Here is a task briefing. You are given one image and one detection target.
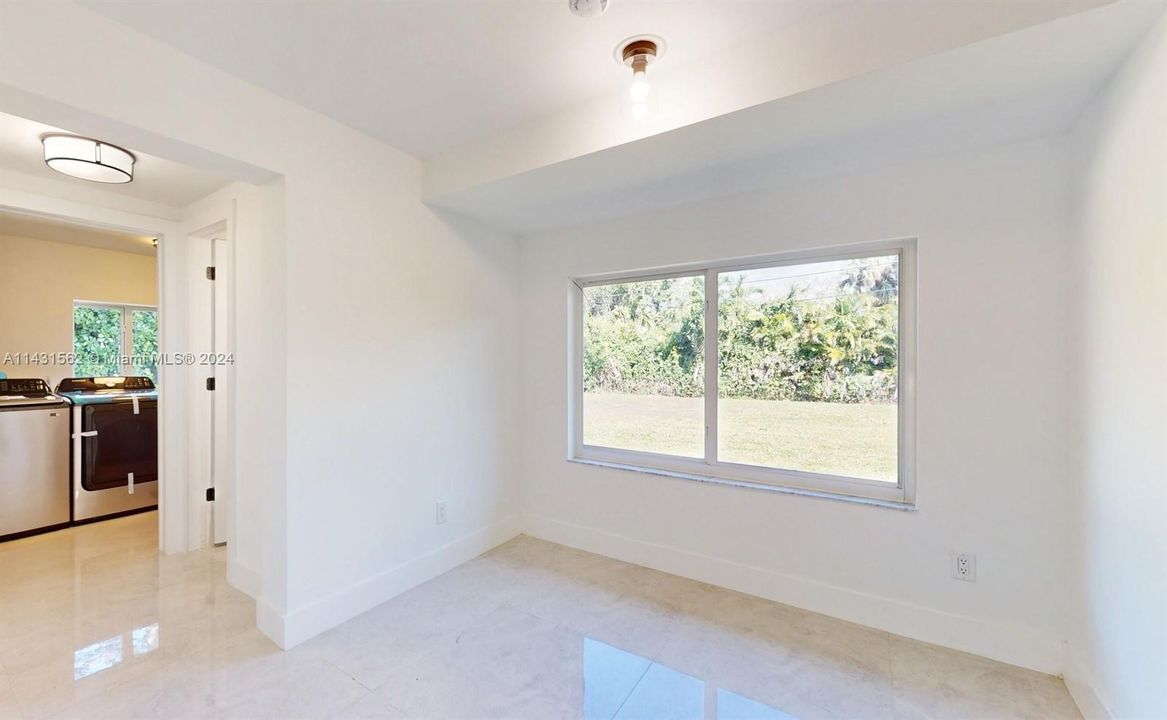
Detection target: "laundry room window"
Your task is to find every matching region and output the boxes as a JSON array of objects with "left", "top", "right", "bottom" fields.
[{"left": 73, "top": 302, "right": 158, "bottom": 381}]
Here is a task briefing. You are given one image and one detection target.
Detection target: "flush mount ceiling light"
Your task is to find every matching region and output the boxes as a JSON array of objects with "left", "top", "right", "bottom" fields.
[
  {"left": 41, "top": 134, "right": 135, "bottom": 184},
  {"left": 615, "top": 35, "right": 666, "bottom": 111},
  {"left": 568, "top": 0, "right": 608, "bottom": 18}
]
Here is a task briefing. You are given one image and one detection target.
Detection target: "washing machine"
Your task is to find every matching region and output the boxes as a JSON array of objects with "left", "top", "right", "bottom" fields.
[
  {"left": 56, "top": 376, "right": 158, "bottom": 523},
  {"left": 0, "top": 378, "right": 70, "bottom": 541}
]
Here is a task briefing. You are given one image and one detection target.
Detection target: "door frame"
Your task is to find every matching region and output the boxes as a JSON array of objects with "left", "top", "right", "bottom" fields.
[
  {"left": 184, "top": 205, "right": 236, "bottom": 551},
  {"left": 0, "top": 187, "right": 191, "bottom": 555}
]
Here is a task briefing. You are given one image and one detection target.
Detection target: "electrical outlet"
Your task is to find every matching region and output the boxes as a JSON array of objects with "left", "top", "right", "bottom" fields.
[
  {"left": 436, "top": 501, "right": 449, "bottom": 525},
  {"left": 951, "top": 551, "right": 976, "bottom": 582}
]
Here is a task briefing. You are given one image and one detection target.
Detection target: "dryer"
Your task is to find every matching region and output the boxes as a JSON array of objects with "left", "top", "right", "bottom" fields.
[{"left": 56, "top": 376, "right": 158, "bottom": 523}]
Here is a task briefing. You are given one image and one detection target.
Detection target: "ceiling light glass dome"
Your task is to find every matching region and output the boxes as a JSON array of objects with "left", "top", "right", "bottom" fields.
[{"left": 41, "top": 134, "right": 135, "bottom": 184}]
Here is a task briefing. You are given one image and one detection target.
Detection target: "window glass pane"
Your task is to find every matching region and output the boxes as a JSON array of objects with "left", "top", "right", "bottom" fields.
[
  {"left": 73, "top": 306, "right": 123, "bottom": 377},
  {"left": 131, "top": 310, "right": 158, "bottom": 382},
  {"left": 717, "top": 255, "right": 898, "bottom": 481},
  {"left": 583, "top": 276, "right": 704, "bottom": 457}
]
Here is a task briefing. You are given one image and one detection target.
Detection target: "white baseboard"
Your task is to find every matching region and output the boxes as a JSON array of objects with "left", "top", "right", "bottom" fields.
[
  {"left": 1064, "top": 656, "right": 1115, "bottom": 720},
  {"left": 256, "top": 596, "right": 287, "bottom": 648},
  {"left": 227, "top": 557, "right": 262, "bottom": 599},
  {"left": 523, "top": 513, "right": 1065, "bottom": 676},
  {"left": 259, "top": 515, "right": 522, "bottom": 649}
]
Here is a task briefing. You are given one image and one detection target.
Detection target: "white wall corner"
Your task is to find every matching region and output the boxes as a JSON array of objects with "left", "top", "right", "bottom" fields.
[
  {"left": 255, "top": 596, "right": 288, "bottom": 649},
  {"left": 1064, "top": 655, "right": 1117, "bottom": 720},
  {"left": 266, "top": 515, "right": 523, "bottom": 650},
  {"left": 227, "top": 557, "right": 262, "bottom": 600},
  {"left": 522, "top": 513, "right": 1066, "bottom": 676}
]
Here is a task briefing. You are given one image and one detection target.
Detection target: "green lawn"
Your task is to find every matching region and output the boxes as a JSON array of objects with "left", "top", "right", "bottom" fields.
[{"left": 583, "top": 392, "right": 897, "bottom": 482}]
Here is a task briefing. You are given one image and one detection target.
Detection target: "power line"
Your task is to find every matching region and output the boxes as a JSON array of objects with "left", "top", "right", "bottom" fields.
[
  {"left": 586, "top": 260, "right": 898, "bottom": 294},
  {"left": 750, "top": 289, "right": 898, "bottom": 305},
  {"left": 723, "top": 260, "right": 898, "bottom": 286}
]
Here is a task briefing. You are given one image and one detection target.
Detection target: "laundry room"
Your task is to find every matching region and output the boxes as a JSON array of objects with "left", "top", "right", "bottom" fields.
[
  {"left": 0, "top": 108, "right": 253, "bottom": 561},
  {"left": 0, "top": 207, "right": 160, "bottom": 537}
]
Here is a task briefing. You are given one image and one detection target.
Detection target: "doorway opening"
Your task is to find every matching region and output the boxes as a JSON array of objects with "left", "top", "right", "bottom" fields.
[
  {"left": 0, "top": 109, "right": 241, "bottom": 566},
  {"left": 0, "top": 209, "right": 162, "bottom": 541}
]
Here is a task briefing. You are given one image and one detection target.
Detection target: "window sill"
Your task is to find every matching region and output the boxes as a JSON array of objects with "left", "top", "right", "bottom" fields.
[{"left": 567, "top": 457, "right": 917, "bottom": 512}]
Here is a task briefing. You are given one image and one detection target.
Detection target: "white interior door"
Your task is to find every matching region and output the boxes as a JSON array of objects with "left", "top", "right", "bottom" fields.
[
  {"left": 186, "top": 212, "right": 233, "bottom": 551},
  {"left": 189, "top": 231, "right": 214, "bottom": 549},
  {"left": 210, "top": 236, "right": 231, "bottom": 545}
]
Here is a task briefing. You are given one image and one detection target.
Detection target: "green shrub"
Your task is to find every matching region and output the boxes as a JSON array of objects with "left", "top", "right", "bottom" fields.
[{"left": 584, "top": 264, "right": 898, "bottom": 404}]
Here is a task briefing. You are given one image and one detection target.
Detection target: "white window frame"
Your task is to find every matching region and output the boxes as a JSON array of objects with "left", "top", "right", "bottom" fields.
[
  {"left": 568, "top": 238, "right": 917, "bottom": 507},
  {"left": 73, "top": 300, "right": 158, "bottom": 377}
]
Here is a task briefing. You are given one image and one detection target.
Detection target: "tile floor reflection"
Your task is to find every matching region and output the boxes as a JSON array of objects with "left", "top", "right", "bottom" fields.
[
  {"left": 73, "top": 623, "right": 159, "bottom": 680},
  {"left": 583, "top": 638, "right": 796, "bottom": 719},
  {"left": 0, "top": 514, "right": 1082, "bottom": 719}
]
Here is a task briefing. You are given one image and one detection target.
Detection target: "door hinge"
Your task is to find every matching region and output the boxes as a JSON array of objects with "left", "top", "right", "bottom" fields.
[
  {"left": 205, "top": 377, "right": 216, "bottom": 391},
  {"left": 205, "top": 487, "right": 215, "bottom": 502},
  {"left": 206, "top": 266, "right": 216, "bottom": 280}
]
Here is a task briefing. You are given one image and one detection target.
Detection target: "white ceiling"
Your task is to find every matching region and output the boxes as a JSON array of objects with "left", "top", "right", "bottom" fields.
[
  {"left": 426, "top": 0, "right": 1163, "bottom": 233},
  {"left": 422, "top": 0, "right": 1114, "bottom": 200},
  {"left": 0, "top": 111, "right": 232, "bottom": 208},
  {"left": 78, "top": 0, "right": 844, "bottom": 159},
  {"left": 0, "top": 209, "right": 157, "bottom": 256},
  {"left": 64, "top": 0, "right": 1154, "bottom": 235}
]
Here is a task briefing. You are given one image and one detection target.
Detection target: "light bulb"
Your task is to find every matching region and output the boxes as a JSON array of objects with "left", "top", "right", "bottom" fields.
[
  {"left": 619, "top": 39, "right": 661, "bottom": 120},
  {"left": 629, "top": 69, "right": 650, "bottom": 103}
]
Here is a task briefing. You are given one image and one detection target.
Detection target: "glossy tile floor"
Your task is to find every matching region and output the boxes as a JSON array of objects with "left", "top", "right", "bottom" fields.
[{"left": 0, "top": 513, "right": 1081, "bottom": 720}]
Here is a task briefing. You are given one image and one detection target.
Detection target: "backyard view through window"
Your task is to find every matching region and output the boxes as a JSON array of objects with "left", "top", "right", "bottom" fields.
[
  {"left": 579, "top": 246, "right": 907, "bottom": 496},
  {"left": 583, "top": 275, "right": 704, "bottom": 457},
  {"left": 717, "top": 256, "right": 898, "bottom": 481},
  {"left": 73, "top": 305, "right": 123, "bottom": 377},
  {"left": 74, "top": 303, "right": 159, "bottom": 381}
]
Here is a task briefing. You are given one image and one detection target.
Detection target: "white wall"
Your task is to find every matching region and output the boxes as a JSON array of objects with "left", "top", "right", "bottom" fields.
[
  {"left": 0, "top": 166, "right": 182, "bottom": 221},
  {"left": 0, "top": 1, "right": 521, "bottom": 647},
  {"left": 281, "top": 189, "right": 522, "bottom": 643},
  {"left": 518, "top": 136, "right": 1078, "bottom": 674},
  {"left": 1068, "top": 12, "right": 1167, "bottom": 720},
  {"left": 0, "top": 233, "right": 157, "bottom": 386}
]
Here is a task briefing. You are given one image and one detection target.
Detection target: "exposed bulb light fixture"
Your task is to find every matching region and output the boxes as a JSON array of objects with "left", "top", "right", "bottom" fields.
[
  {"left": 630, "top": 67, "right": 651, "bottom": 103},
  {"left": 616, "top": 36, "right": 664, "bottom": 119},
  {"left": 41, "top": 134, "right": 135, "bottom": 184}
]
